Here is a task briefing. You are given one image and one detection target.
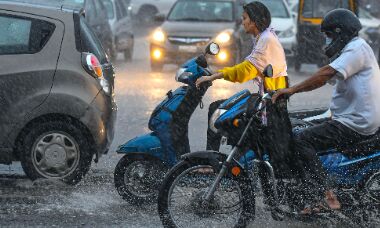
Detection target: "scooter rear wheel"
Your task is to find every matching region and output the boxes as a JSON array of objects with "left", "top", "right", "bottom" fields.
[{"left": 114, "top": 154, "right": 167, "bottom": 205}]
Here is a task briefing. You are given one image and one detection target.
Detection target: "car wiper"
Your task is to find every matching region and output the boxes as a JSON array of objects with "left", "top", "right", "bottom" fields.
[
  {"left": 209, "top": 19, "right": 233, "bottom": 22},
  {"left": 172, "top": 18, "right": 202, "bottom": 21}
]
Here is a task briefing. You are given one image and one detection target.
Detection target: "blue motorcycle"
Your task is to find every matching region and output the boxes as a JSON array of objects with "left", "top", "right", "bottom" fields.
[{"left": 157, "top": 65, "right": 380, "bottom": 227}]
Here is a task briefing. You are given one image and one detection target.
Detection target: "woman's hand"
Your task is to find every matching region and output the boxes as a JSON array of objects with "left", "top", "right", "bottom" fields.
[
  {"left": 272, "top": 88, "right": 295, "bottom": 103},
  {"left": 195, "top": 72, "right": 224, "bottom": 89},
  {"left": 195, "top": 76, "right": 212, "bottom": 88}
]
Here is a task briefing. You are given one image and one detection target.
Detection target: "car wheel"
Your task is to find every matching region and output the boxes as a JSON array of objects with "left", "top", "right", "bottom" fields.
[
  {"left": 20, "top": 120, "right": 93, "bottom": 185},
  {"left": 124, "top": 45, "right": 133, "bottom": 62},
  {"left": 124, "top": 50, "right": 132, "bottom": 62},
  {"left": 107, "top": 47, "right": 117, "bottom": 62},
  {"left": 151, "top": 60, "right": 163, "bottom": 72}
]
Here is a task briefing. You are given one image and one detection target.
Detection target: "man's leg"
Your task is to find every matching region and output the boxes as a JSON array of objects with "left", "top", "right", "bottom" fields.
[
  {"left": 293, "top": 120, "right": 366, "bottom": 208},
  {"left": 206, "top": 99, "right": 226, "bottom": 151}
]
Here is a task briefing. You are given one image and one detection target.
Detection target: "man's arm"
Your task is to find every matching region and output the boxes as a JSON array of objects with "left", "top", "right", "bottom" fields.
[
  {"left": 272, "top": 65, "right": 337, "bottom": 102},
  {"left": 291, "top": 65, "right": 337, "bottom": 93}
]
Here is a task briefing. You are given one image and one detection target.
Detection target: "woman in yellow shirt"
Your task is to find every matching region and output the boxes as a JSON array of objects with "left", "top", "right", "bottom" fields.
[
  {"left": 196, "top": 1, "right": 294, "bottom": 204},
  {"left": 196, "top": 3, "right": 288, "bottom": 91}
]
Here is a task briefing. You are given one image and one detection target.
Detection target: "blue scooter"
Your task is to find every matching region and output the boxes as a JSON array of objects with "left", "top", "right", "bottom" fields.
[{"left": 114, "top": 43, "right": 220, "bottom": 204}]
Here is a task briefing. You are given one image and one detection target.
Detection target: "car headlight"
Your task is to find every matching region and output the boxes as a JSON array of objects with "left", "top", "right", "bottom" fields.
[
  {"left": 215, "top": 29, "right": 233, "bottom": 44},
  {"left": 278, "top": 26, "right": 295, "bottom": 38},
  {"left": 152, "top": 29, "right": 165, "bottom": 42},
  {"left": 209, "top": 109, "right": 226, "bottom": 133}
]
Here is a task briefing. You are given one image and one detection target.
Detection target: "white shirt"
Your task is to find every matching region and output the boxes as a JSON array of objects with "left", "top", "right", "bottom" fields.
[
  {"left": 245, "top": 28, "right": 288, "bottom": 78},
  {"left": 329, "top": 37, "right": 380, "bottom": 135}
]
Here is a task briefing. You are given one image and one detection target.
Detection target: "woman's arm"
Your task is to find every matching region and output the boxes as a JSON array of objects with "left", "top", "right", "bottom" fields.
[{"left": 195, "top": 61, "right": 259, "bottom": 88}]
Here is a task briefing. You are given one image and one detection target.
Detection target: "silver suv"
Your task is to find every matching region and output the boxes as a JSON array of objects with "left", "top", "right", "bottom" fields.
[{"left": 0, "top": 1, "right": 117, "bottom": 184}]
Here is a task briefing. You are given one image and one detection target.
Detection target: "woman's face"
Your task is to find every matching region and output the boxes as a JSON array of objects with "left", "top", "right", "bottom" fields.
[{"left": 242, "top": 11, "right": 258, "bottom": 35}]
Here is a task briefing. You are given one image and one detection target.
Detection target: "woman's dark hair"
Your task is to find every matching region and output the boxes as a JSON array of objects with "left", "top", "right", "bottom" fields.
[{"left": 243, "top": 1, "right": 271, "bottom": 32}]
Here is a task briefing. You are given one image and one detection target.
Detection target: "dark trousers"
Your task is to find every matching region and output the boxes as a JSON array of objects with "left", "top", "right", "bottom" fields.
[
  {"left": 206, "top": 98, "right": 293, "bottom": 172},
  {"left": 293, "top": 120, "right": 370, "bottom": 201}
]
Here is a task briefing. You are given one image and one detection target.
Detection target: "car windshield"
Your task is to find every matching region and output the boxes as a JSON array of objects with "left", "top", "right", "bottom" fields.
[
  {"left": 302, "top": 0, "right": 350, "bottom": 18},
  {"left": 167, "top": 1, "right": 234, "bottom": 22},
  {"left": 245, "top": 0, "right": 290, "bottom": 18},
  {"left": 8, "top": 0, "right": 84, "bottom": 7}
]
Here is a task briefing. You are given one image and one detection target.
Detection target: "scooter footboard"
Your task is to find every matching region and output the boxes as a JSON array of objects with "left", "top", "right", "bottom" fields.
[{"left": 117, "top": 132, "right": 163, "bottom": 158}]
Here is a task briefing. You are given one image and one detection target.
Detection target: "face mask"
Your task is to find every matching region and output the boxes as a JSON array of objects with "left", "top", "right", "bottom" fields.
[{"left": 326, "top": 37, "right": 333, "bottom": 46}]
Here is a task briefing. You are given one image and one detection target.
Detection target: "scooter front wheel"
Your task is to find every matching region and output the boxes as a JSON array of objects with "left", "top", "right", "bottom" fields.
[
  {"left": 114, "top": 154, "right": 167, "bottom": 205},
  {"left": 158, "top": 159, "right": 255, "bottom": 228}
]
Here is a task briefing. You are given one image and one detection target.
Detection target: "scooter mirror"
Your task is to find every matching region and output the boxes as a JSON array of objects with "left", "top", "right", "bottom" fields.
[
  {"left": 205, "top": 42, "right": 220, "bottom": 55},
  {"left": 263, "top": 64, "right": 273, "bottom": 77}
]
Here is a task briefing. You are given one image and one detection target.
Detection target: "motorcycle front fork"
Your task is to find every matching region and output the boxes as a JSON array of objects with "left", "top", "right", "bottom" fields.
[{"left": 203, "top": 153, "right": 280, "bottom": 210}]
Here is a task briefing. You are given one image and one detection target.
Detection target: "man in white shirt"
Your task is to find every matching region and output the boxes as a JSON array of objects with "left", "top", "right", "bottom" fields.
[{"left": 272, "top": 9, "right": 380, "bottom": 214}]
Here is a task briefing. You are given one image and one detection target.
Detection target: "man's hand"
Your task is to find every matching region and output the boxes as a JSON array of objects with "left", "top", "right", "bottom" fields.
[{"left": 272, "top": 88, "right": 295, "bottom": 103}]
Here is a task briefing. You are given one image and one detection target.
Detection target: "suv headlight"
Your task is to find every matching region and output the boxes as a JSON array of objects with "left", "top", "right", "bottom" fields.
[
  {"left": 278, "top": 26, "right": 295, "bottom": 38},
  {"left": 209, "top": 109, "right": 226, "bottom": 133},
  {"left": 215, "top": 29, "right": 233, "bottom": 44},
  {"left": 152, "top": 29, "right": 165, "bottom": 43}
]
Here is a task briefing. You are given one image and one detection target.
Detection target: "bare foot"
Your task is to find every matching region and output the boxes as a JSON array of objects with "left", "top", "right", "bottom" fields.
[{"left": 325, "top": 190, "right": 341, "bottom": 210}]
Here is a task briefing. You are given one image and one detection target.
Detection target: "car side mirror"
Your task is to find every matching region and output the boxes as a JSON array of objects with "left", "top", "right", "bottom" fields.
[
  {"left": 263, "top": 64, "right": 273, "bottom": 77},
  {"left": 205, "top": 42, "right": 220, "bottom": 55},
  {"left": 154, "top": 14, "right": 166, "bottom": 22}
]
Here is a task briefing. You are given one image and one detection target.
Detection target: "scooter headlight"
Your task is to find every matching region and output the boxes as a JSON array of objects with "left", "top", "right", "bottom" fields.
[
  {"left": 175, "top": 67, "right": 193, "bottom": 83},
  {"left": 209, "top": 109, "right": 226, "bottom": 133}
]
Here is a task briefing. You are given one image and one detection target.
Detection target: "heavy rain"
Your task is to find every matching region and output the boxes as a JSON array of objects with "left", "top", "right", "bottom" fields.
[{"left": 0, "top": 0, "right": 380, "bottom": 227}]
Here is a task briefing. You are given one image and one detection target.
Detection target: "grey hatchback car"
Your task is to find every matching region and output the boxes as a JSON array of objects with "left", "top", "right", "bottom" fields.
[{"left": 0, "top": 1, "right": 117, "bottom": 184}]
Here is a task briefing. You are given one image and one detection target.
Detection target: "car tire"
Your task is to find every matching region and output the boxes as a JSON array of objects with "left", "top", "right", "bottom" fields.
[
  {"left": 124, "top": 49, "right": 132, "bottom": 62},
  {"left": 124, "top": 38, "right": 134, "bottom": 62},
  {"left": 151, "top": 61, "right": 163, "bottom": 72},
  {"left": 20, "top": 120, "right": 93, "bottom": 185},
  {"left": 108, "top": 47, "right": 117, "bottom": 62}
]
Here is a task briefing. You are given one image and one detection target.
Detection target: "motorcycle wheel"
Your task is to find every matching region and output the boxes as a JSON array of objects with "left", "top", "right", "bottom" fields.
[
  {"left": 114, "top": 154, "right": 167, "bottom": 205},
  {"left": 158, "top": 158, "right": 255, "bottom": 228},
  {"left": 365, "top": 172, "right": 380, "bottom": 203}
]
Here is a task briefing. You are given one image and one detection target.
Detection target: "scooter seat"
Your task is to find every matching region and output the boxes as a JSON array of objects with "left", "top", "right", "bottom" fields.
[{"left": 338, "top": 129, "right": 380, "bottom": 158}]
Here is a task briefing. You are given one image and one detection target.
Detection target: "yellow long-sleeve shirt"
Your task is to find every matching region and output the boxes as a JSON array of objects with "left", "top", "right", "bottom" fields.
[{"left": 218, "top": 60, "right": 288, "bottom": 90}]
